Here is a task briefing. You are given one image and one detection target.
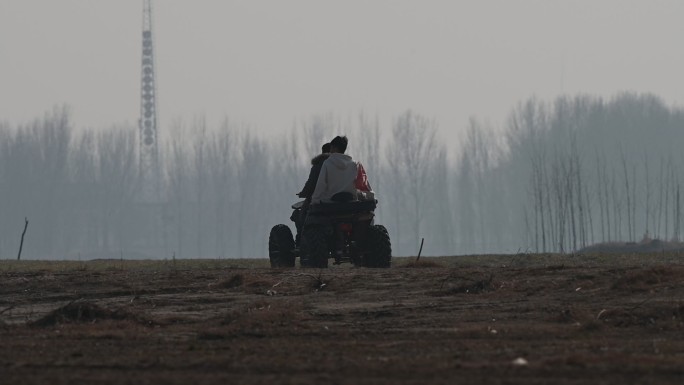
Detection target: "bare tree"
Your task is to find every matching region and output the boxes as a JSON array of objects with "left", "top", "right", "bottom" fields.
[
  {"left": 96, "top": 126, "right": 138, "bottom": 253},
  {"left": 300, "top": 113, "right": 340, "bottom": 157},
  {"left": 207, "top": 119, "right": 235, "bottom": 258},
  {"left": 193, "top": 117, "right": 208, "bottom": 258},
  {"left": 166, "top": 119, "right": 189, "bottom": 258},
  {"left": 386, "top": 110, "right": 440, "bottom": 250}
]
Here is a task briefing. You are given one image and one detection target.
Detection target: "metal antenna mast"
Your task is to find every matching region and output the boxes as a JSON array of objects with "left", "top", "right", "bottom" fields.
[{"left": 139, "top": 0, "right": 160, "bottom": 202}]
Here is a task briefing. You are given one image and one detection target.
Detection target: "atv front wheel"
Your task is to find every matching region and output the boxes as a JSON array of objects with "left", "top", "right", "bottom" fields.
[
  {"left": 300, "top": 226, "right": 329, "bottom": 268},
  {"left": 269, "top": 224, "right": 296, "bottom": 268},
  {"left": 361, "top": 225, "right": 392, "bottom": 268}
]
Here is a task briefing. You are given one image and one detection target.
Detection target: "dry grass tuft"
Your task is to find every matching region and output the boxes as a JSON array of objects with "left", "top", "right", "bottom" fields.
[
  {"left": 200, "top": 300, "right": 307, "bottom": 339},
  {"left": 402, "top": 260, "right": 444, "bottom": 268},
  {"left": 31, "top": 301, "right": 148, "bottom": 327},
  {"left": 548, "top": 306, "right": 593, "bottom": 324},
  {"left": 612, "top": 266, "right": 681, "bottom": 292},
  {"left": 208, "top": 273, "right": 277, "bottom": 294},
  {"left": 213, "top": 274, "right": 244, "bottom": 289},
  {"left": 597, "top": 303, "right": 684, "bottom": 329},
  {"left": 431, "top": 273, "right": 495, "bottom": 296}
]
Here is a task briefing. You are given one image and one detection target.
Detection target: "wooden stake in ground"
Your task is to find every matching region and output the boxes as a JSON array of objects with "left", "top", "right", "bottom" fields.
[
  {"left": 17, "top": 217, "right": 28, "bottom": 261},
  {"left": 416, "top": 237, "right": 425, "bottom": 262}
]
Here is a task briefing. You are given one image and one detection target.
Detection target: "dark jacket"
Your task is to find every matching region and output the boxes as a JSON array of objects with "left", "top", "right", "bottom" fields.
[{"left": 298, "top": 153, "right": 330, "bottom": 201}]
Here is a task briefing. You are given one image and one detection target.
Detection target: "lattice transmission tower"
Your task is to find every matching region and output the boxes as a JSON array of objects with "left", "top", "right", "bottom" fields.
[{"left": 139, "top": 0, "right": 160, "bottom": 202}]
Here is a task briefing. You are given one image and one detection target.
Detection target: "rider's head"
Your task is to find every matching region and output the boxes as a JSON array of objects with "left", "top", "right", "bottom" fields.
[
  {"left": 321, "top": 143, "right": 331, "bottom": 154},
  {"left": 330, "top": 136, "right": 348, "bottom": 154}
]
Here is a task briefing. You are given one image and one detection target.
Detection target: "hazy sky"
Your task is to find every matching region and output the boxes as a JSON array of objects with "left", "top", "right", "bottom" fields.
[{"left": 1, "top": 0, "right": 683, "bottom": 142}]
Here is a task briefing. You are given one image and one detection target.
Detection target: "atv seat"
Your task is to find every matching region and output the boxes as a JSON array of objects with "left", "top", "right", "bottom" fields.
[{"left": 308, "top": 200, "right": 377, "bottom": 216}]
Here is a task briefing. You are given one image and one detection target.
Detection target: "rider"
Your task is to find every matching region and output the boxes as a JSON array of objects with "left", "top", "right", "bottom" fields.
[
  {"left": 311, "top": 136, "right": 362, "bottom": 204},
  {"left": 292, "top": 143, "right": 330, "bottom": 243},
  {"left": 297, "top": 142, "right": 331, "bottom": 202}
]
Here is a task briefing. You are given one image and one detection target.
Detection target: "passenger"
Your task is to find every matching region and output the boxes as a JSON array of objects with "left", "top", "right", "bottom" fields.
[{"left": 311, "top": 136, "right": 373, "bottom": 204}]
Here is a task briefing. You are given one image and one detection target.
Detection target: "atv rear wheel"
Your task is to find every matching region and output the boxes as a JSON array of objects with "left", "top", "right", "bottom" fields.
[
  {"left": 361, "top": 225, "right": 391, "bottom": 268},
  {"left": 300, "top": 226, "right": 329, "bottom": 268},
  {"left": 269, "top": 224, "right": 296, "bottom": 268}
]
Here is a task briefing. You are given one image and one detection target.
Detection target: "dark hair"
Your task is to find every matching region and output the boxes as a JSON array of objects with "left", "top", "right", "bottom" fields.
[
  {"left": 330, "top": 136, "right": 348, "bottom": 154},
  {"left": 321, "top": 143, "right": 331, "bottom": 153}
]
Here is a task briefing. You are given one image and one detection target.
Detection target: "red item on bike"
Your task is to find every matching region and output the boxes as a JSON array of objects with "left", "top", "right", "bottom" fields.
[{"left": 355, "top": 163, "right": 372, "bottom": 192}]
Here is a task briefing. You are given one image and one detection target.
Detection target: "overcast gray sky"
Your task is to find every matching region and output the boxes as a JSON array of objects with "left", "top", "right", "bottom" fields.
[{"left": 1, "top": 0, "right": 683, "bottom": 142}]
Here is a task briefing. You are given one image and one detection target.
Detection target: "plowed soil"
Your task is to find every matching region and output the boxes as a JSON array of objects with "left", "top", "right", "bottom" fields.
[{"left": 1, "top": 255, "right": 683, "bottom": 384}]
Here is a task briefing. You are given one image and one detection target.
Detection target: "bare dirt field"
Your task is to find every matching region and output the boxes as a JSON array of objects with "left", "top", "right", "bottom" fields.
[{"left": 1, "top": 254, "right": 683, "bottom": 384}]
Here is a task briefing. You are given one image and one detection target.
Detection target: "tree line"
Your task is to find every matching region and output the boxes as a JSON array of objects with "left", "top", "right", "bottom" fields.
[
  {"left": 0, "top": 92, "right": 682, "bottom": 259},
  {"left": 466, "top": 93, "right": 683, "bottom": 253}
]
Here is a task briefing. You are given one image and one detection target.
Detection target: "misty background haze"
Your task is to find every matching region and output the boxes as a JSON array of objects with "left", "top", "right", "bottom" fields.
[{"left": 1, "top": 1, "right": 683, "bottom": 259}]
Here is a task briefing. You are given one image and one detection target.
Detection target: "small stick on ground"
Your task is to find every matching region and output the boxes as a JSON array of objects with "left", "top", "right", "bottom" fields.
[
  {"left": 416, "top": 238, "right": 425, "bottom": 262},
  {"left": 0, "top": 305, "right": 16, "bottom": 315},
  {"left": 17, "top": 217, "right": 29, "bottom": 261}
]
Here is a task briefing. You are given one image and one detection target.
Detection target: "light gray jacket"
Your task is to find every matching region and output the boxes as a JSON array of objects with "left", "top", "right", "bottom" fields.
[{"left": 311, "top": 153, "right": 359, "bottom": 204}]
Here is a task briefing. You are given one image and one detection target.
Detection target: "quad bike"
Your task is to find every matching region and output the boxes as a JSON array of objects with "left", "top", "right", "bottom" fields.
[{"left": 268, "top": 198, "right": 391, "bottom": 268}]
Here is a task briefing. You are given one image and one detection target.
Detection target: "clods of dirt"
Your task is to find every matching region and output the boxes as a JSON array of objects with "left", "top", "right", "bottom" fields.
[{"left": 4, "top": 260, "right": 684, "bottom": 385}]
